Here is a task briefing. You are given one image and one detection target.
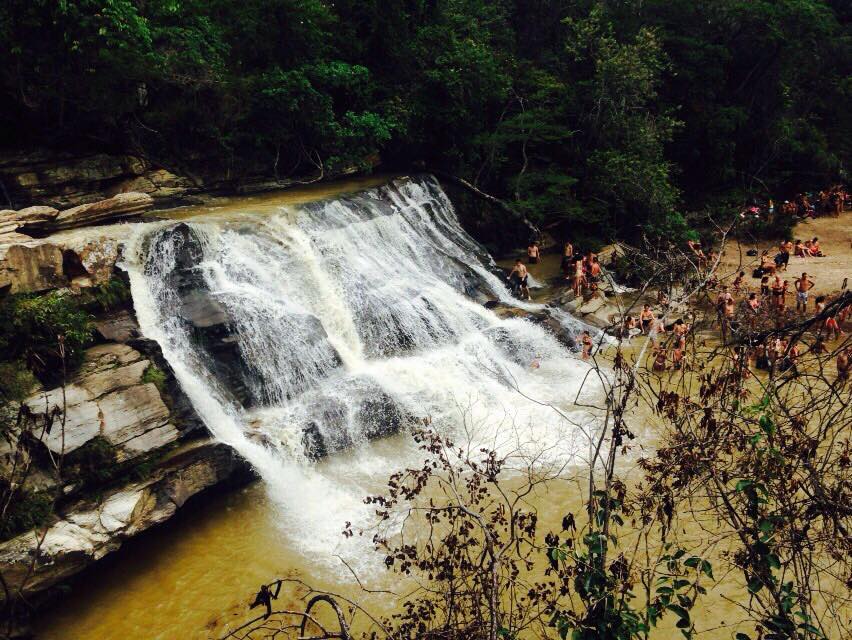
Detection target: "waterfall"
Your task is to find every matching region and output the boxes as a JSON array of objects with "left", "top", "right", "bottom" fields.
[{"left": 121, "top": 175, "right": 600, "bottom": 568}]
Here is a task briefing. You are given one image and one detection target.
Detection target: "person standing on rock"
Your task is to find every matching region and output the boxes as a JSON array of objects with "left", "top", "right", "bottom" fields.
[
  {"left": 640, "top": 305, "right": 654, "bottom": 334},
  {"left": 573, "top": 258, "right": 585, "bottom": 297},
  {"left": 562, "top": 241, "right": 574, "bottom": 281},
  {"left": 508, "top": 259, "right": 531, "bottom": 301}
]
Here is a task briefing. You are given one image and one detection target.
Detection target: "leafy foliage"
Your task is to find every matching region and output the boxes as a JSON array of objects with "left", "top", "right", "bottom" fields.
[
  {"left": 0, "top": 292, "right": 94, "bottom": 380},
  {"left": 1, "top": 1, "right": 848, "bottom": 244}
]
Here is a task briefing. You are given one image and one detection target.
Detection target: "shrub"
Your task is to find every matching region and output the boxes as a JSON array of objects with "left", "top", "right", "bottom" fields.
[
  {"left": 141, "top": 363, "right": 167, "bottom": 393},
  {"left": 0, "top": 291, "right": 94, "bottom": 381},
  {"left": 0, "top": 488, "right": 53, "bottom": 541}
]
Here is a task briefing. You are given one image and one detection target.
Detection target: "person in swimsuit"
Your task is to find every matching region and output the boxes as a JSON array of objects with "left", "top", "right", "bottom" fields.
[
  {"left": 640, "top": 304, "right": 654, "bottom": 334},
  {"left": 508, "top": 259, "right": 531, "bottom": 300},
  {"left": 779, "top": 280, "right": 790, "bottom": 310},
  {"left": 794, "top": 239, "right": 810, "bottom": 258},
  {"left": 652, "top": 346, "right": 668, "bottom": 372},
  {"left": 561, "top": 241, "right": 574, "bottom": 280},
  {"left": 815, "top": 296, "right": 842, "bottom": 340},
  {"left": 760, "top": 276, "right": 770, "bottom": 297},
  {"left": 589, "top": 257, "right": 602, "bottom": 282},
  {"left": 527, "top": 241, "right": 541, "bottom": 264},
  {"left": 573, "top": 259, "right": 586, "bottom": 297},
  {"left": 811, "top": 237, "right": 824, "bottom": 257},
  {"left": 581, "top": 330, "right": 593, "bottom": 360},
  {"left": 774, "top": 243, "right": 789, "bottom": 271},
  {"left": 771, "top": 274, "right": 784, "bottom": 310},
  {"left": 795, "top": 272, "right": 814, "bottom": 312},
  {"left": 732, "top": 271, "right": 746, "bottom": 294}
]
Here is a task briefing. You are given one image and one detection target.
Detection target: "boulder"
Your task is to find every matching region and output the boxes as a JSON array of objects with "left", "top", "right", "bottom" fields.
[
  {"left": 94, "top": 310, "right": 141, "bottom": 343},
  {"left": 0, "top": 243, "right": 66, "bottom": 292},
  {"left": 19, "top": 192, "right": 154, "bottom": 234},
  {"left": 77, "top": 237, "right": 120, "bottom": 284}
]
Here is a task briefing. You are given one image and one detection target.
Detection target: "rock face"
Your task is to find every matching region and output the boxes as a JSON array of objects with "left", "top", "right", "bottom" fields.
[
  {"left": 113, "top": 168, "right": 195, "bottom": 201},
  {"left": 0, "top": 440, "right": 251, "bottom": 597},
  {"left": 24, "top": 344, "right": 182, "bottom": 462},
  {"left": 0, "top": 152, "right": 150, "bottom": 209}
]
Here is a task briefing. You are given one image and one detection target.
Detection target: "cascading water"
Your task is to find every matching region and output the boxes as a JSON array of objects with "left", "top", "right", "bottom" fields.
[{"left": 122, "top": 175, "right": 601, "bottom": 571}]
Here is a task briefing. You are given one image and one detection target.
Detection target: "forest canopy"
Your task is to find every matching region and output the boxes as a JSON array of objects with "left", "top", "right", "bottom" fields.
[{"left": 0, "top": 0, "right": 849, "bottom": 240}]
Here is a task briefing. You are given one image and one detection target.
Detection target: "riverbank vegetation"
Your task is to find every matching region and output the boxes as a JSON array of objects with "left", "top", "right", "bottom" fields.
[{"left": 1, "top": 1, "right": 849, "bottom": 243}]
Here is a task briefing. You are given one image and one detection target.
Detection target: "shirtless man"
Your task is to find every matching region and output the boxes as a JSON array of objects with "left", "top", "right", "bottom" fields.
[
  {"left": 716, "top": 286, "right": 733, "bottom": 312},
  {"left": 640, "top": 304, "right": 654, "bottom": 334},
  {"left": 747, "top": 292, "right": 760, "bottom": 312},
  {"left": 527, "top": 241, "right": 540, "bottom": 264},
  {"left": 508, "top": 259, "right": 531, "bottom": 301},
  {"left": 561, "top": 242, "right": 574, "bottom": 281},
  {"left": 795, "top": 272, "right": 815, "bottom": 312},
  {"left": 589, "top": 257, "right": 602, "bottom": 281},
  {"left": 771, "top": 274, "right": 784, "bottom": 310}
]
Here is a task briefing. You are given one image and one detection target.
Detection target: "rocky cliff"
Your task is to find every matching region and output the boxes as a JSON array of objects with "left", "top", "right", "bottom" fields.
[{"left": 0, "top": 187, "right": 254, "bottom": 628}]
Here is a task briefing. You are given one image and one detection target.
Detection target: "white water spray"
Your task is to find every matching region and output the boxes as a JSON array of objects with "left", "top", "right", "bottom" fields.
[{"left": 122, "top": 176, "right": 600, "bottom": 572}]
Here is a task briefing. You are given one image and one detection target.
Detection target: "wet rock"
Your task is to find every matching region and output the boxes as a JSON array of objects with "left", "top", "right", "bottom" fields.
[{"left": 114, "top": 169, "right": 195, "bottom": 201}]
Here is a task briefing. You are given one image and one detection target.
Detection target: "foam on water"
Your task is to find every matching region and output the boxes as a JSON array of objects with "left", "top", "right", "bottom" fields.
[{"left": 121, "top": 175, "right": 601, "bottom": 575}]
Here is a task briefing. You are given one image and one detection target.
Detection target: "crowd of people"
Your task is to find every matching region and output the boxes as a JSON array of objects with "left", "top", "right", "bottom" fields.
[
  {"left": 777, "top": 185, "right": 848, "bottom": 219},
  {"left": 503, "top": 190, "right": 849, "bottom": 381},
  {"left": 741, "top": 185, "right": 848, "bottom": 221}
]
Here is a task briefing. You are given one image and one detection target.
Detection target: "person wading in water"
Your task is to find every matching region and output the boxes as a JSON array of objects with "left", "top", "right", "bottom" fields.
[
  {"left": 508, "top": 259, "right": 531, "bottom": 301},
  {"left": 527, "top": 240, "right": 541, "bottom": 264}
]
